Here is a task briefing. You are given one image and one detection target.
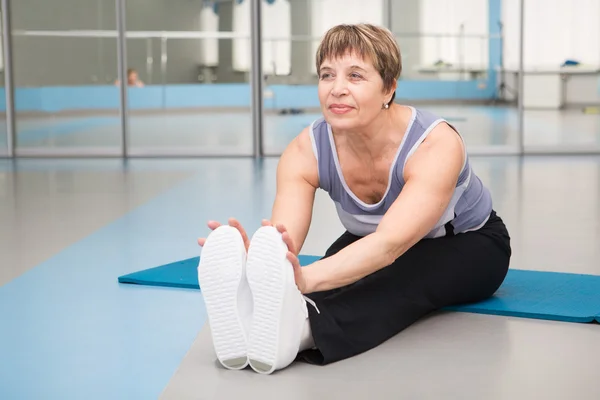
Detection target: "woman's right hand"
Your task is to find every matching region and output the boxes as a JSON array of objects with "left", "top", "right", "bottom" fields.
[{"left": 197, "top": 218, "right": 251, "bottom": 251}]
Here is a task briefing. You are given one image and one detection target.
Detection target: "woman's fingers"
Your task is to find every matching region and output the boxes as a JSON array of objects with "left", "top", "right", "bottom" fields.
[
  {"left": 198, "top": 220, "right": 222, "bottom": 247},
  {"left": 287, "top": 251, "right": 306, "bottom": 293},
  {"left": 228, "top": 218, "right": 251, "bottom": 250},
  {"left": 207, "top": 220, "right": 222, "bottom": 230},
  {"left": 275, "top": 223, "right": 286, "bottom": 234},
  {"left": 200, "top": 219, "right": 296, "bottom": 255},
  {"left": 281, "top": 230, "right": 297, "bottom": 255}
]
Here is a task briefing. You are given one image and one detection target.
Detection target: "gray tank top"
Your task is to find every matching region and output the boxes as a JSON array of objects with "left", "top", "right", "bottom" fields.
[{"left": 308, "top": 106, "right": 492, "bottom": 238}]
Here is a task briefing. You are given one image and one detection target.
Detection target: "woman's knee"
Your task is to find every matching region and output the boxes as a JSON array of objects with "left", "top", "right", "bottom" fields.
[{"left": 458, "top": 247, "right": 510, "bottom": 304}]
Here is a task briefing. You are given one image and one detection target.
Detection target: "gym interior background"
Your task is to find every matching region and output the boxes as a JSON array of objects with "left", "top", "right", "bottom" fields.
[
  {"left": 1, "top": 0, "right": 600, "bottom": 399},
  {"left": 2, "top": 0, "right": 599, "bottom": 157}
]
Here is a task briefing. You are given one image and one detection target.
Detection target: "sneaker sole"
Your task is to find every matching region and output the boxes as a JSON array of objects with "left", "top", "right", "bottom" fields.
[
  {"left": 197, "top": 226, "right": 248, "bottom": 370},
  {"left": 245, "top": 226, "right": 290, "bottom": 375}
]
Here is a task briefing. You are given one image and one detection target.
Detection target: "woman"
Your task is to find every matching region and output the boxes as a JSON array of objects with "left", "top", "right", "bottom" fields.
[
  {"left": 197, "top": 23, "right": 511, "bottom": 375},
  {"left": 114, "top": 68, "right": 144, "bottom": 87}
]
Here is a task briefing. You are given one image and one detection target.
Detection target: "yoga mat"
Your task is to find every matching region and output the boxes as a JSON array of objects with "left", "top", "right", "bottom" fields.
[
  {"left": 118, "top": 256, "right": 600, "bottom": 324},
  {"left": 445, "top": 269, "right": 600, "bottom": 323},
  {"left": 118, "top": 255, "right": 322, "bottom": 290}
]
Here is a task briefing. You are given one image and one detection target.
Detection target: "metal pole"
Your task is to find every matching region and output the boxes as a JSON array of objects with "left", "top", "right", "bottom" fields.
[
  {"left": 384, "top": 0, "right": 393, "bottom": 31},
  {"left": 2, "top": 0, "right": 16, "bottom": 157},
  {"left": 161, "top": 37, "right": 167, "bottom": 108},
  {"left": 517, "top": 0, "right": 525, "bottom": 155},
  {"left": 146, "top": 38, "right": 153, "bottom": 85},
  {"left": 250, "top": 0, "right": 264, "bottom": 158},
  {"left": 96, "top": 0, "right": 103, "bottom": 84},
  {"left": 116, "top": 0, "right": 128, "bottom": 158}
]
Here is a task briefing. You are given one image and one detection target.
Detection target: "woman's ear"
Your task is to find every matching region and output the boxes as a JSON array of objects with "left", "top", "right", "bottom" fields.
[
  {"left": 385, "top": 80, "right": 397, "bottom": 104},
  {"left": 388, "top": 91, "right": 396, "bottom": 105}
]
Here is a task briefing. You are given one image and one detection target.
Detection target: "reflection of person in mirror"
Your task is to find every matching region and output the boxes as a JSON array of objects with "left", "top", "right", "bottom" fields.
[{"left": 115, "top": 68, "right": 144, "bottom": 87}]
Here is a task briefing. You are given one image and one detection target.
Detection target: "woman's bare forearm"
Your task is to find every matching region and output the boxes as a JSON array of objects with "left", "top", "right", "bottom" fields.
[
  {"left": 270, "top": 188, "right": 315, "bottom": 254},
  {"left": 268, "top": 128, "right": 319, "bottom": 254}
]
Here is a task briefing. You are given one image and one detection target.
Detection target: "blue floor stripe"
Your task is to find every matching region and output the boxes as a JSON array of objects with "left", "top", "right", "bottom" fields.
[{"left": 0, "top": 159, "right": 276, "bottom": 400}]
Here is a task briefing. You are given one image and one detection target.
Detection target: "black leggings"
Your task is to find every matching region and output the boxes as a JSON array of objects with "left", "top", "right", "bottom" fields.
[{"left": 299, "top": 210, "right": 511, "bottom": 365}]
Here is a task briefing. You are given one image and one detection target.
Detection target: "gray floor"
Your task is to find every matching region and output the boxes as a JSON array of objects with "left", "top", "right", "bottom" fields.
[
  {"left": 1, "top": 155, "right": 600, "bottom": 399},
  {"left": 0, "top": 162, "right": 194, "bottom": 286},
  {"left": 162, "top": 312, "right": 600, "bottom": 400}
]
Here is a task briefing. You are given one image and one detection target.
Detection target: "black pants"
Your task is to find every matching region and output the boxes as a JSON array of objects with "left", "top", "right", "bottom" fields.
[{"left": 299, "top": 210, "right": 511, "bottom": 365}]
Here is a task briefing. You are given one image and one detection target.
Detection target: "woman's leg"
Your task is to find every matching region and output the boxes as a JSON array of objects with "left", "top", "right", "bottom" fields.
[{"left": 299, "top": 211, "right": 511, "bottom": 365}]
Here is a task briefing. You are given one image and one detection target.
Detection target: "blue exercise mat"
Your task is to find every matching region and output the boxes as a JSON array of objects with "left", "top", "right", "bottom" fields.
[
  {"left": 118, "top": 256, "right": 600, "bottom": 324},
  {"left": 118, "top": 255, "right": 322, "bottom": 290},
  {"left": 445, "top": 269, "right": 600, "bottom": 323}
]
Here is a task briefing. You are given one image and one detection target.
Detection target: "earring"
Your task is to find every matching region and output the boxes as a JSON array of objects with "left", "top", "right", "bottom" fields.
[{"left": 383, "top": 103, "right": 389, "bottom": 109}]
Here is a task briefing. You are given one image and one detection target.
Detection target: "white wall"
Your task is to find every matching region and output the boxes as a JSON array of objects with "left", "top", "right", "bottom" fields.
[
  {"left": 197, "top": 0, "right": 600, "bottom": 80},
  {"left": 199, "top": 5, "right": 219, "bottom": 67},
  {"left": 419, "top": 0, "right": 489, "bottom": 68},
  {"left": 502, "top": 0, "right": 600, "bottom": 69},
  {"left": 310, "top": 0, "right": 384, "bottom": 74},
  {"left": 232, "top": 0, "right": 291, "bottom": 75}
]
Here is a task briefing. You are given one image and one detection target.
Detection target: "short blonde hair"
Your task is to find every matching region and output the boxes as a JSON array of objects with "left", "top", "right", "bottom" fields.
[{"left": 315, "top": 23, "right": 401, "bottom": 101}]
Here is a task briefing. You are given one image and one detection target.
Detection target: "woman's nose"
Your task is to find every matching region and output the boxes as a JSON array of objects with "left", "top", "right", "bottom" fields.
[{"left": 331, "top": 77, "right": 348, "bottom": 97}]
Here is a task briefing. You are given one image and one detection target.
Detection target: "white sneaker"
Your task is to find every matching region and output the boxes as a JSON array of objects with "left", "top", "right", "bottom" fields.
[
  {"left": 245, "top": 226, "right": 311, "bottom": 375},
  {"left": 197, "top": 225, "right": 253, "bottom": 370}
]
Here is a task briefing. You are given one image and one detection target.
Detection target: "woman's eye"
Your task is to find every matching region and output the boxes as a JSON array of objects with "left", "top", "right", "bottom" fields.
[
  {"left": 320, "top": 73, "right": 332, "bottom": 79},
  {"left": 350, "top": 73, "right": 362, "bottom": 79}
]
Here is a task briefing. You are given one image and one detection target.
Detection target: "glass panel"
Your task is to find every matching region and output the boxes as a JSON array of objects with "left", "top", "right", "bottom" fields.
[
  {"left": 518, "top": 0, "right": 600, "bottom": 153},
  {"left": 399, "top": 0, "right": 518, "bottom": 154},
  {"left": 125, "top": 0, "right": 253, "bottom": 156},
  {"left": 262, "top": 0, "right": 520, "bottom": 156},
  {"left": 262, "top": 0, "right": 316, "bottom": 155},
  {"left": 0, "top": 1, "right": 7, "bottom": 156},
  {"left": 11, "top": 0, "right": 120, "bottom": 156}
]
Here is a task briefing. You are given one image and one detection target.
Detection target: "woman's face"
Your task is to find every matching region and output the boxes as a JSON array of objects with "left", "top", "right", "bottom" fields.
[
  {"left": 128, "top": 71, "right": 138, "bottom": 84},
  {"left": 318, "top": 51, "right": 393, "bottom": 131}
]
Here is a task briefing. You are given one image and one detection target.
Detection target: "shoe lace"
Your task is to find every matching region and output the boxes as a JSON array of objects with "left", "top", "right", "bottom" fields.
[{"left": 303, "top": 295, "right": 320, "bottom": 314}]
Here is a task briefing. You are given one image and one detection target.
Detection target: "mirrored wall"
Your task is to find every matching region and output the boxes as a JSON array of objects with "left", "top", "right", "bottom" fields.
[
  {"left": 513, "top": 0, "right": 600, "bottom": 153},
  {"left": 0, "top": 0, "right": 8, "bottom": 156},
  {"left": 260, "top": 0, "right": 520, "bottom": 156},
  {"left": 398, "top": 0, "right": 520, "bottom": 155},
  {"left": 1, "top": 0, "right": 599, "bottom": 159},
  {"left": 124, "top": 0, "right": 254, "bottom": 156},
  {"left": 10, "top": 0, "right": 121, "bottom": 156}
]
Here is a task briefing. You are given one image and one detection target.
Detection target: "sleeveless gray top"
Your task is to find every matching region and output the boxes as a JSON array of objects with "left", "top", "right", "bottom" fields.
[{"left": 308, "top": 106, "right": 493, "bottom": 238}]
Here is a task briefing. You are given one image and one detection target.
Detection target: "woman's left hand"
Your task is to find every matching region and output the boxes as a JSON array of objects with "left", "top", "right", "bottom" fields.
[{"left": 261, "top": 219, "right": 309, "bottom": 294}]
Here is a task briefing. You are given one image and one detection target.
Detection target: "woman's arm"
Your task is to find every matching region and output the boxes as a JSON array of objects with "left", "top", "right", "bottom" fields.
[
  {"left": 302, "top": 123, "right": 465, "bottom": 293},
  {"left": 269, "top": 127, "right": 319, "bottom": 254}
]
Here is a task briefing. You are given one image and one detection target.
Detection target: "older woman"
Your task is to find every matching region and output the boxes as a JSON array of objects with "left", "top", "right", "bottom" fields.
[{"left": 197, "top": 23, "right": 511, "bottom": 375}]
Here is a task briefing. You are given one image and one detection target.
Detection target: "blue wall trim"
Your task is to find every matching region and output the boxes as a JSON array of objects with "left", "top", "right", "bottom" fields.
[{"left": 8, "top": 80, "right": 495, "bottom": 113}]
